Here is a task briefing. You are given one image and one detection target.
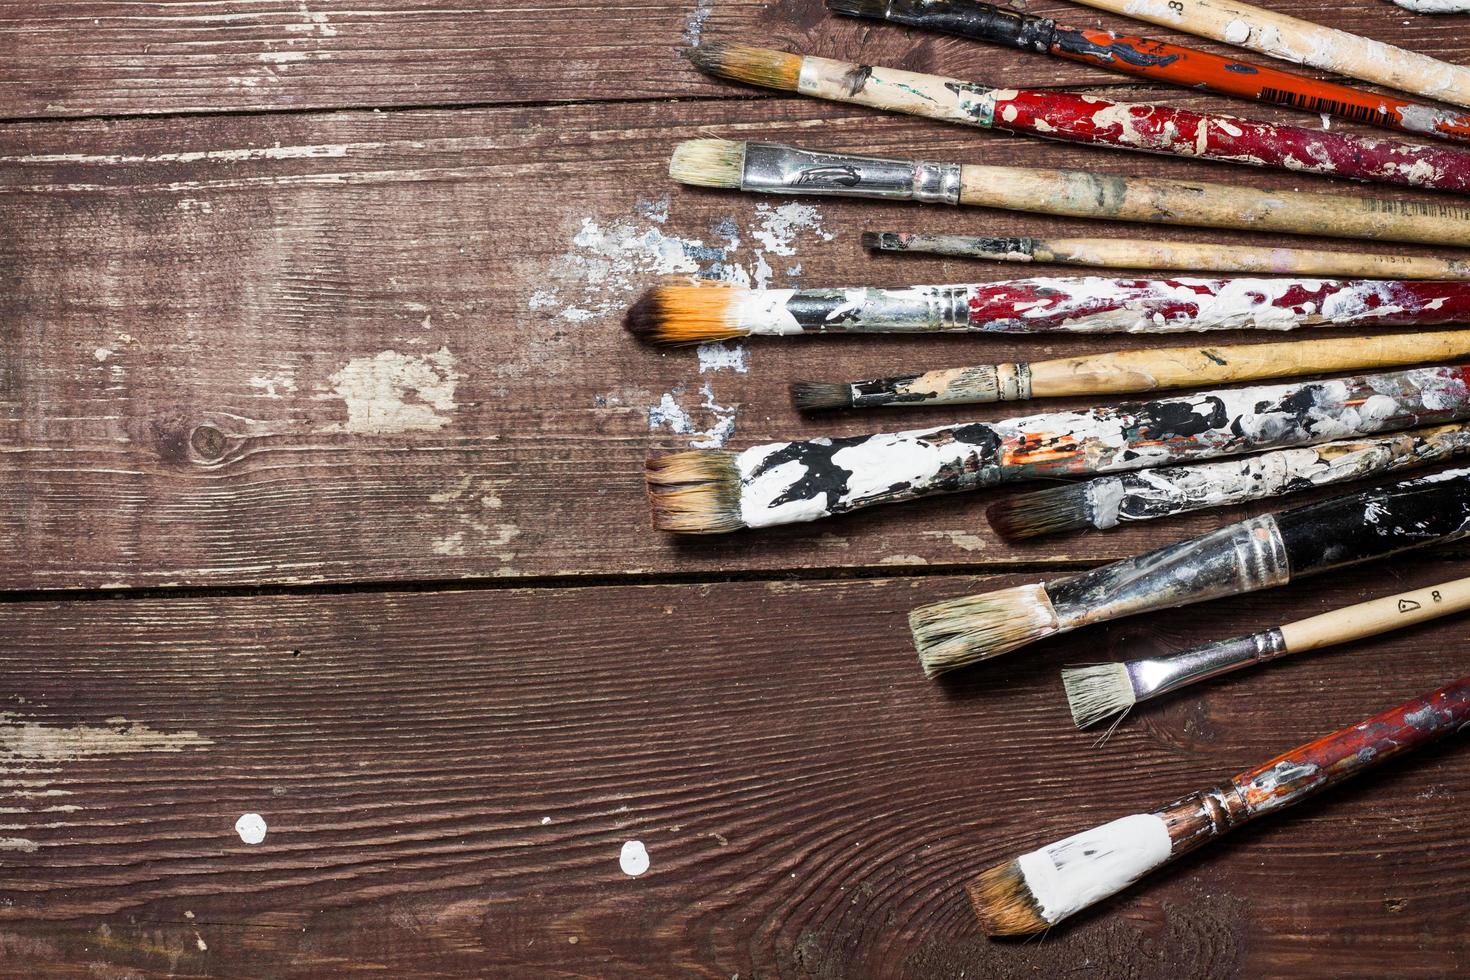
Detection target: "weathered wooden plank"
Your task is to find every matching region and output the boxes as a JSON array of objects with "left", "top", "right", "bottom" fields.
[
  {"left": 0, "top": 565, "right": 1464, "bottom": 975},
  {"left": 6, "top": 92, "right": 1470, "bottom": 588},
  {"left": 1, "top": 0, "right": 1467, "bottom": 118}
]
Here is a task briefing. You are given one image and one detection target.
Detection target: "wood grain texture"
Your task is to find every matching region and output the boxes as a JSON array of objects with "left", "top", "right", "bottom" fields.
[
  {"left": 7, "top": 91, "right": 1470, "bottom": 589},
  {"left": 1, "top": 0, "right": 1467, "bottom": 118},
  {"left": 0, "top": 563, "right": 1464, "bottom": 976}
]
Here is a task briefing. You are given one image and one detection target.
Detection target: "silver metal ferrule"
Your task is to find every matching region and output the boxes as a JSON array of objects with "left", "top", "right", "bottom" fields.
[
  {"left": 740, "top": 142, "right": 963, "bottom": 204},
  {"left": 1125, "top": 627, "right": 1289, "bottom": 704}
]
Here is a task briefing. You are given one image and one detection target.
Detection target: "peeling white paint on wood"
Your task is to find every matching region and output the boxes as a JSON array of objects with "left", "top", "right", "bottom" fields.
[{"left": 326, "top": 347, "right": 460, "bottom": 434}]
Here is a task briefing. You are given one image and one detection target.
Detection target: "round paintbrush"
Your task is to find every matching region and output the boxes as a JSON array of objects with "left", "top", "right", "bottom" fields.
[
  {"left": 666, "top": 139, "right": 1470, "bottom": 250},
  {"left": 686, "top": 42, "right": 1470, "bottom": 194},
  {"left": 969, "top": 675, "right": 1470, "bottom": 934},
  {"left": 862, "top": 232, "right": 1470, "bottom": 280},
  {"left": 1062, "top": 574, "right": 1470, "bottom": 729}
]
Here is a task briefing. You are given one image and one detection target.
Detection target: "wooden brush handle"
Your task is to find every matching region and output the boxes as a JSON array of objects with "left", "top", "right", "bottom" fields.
[
  {"left": 1036, "top": 239, "right": 1470, "bottom": 279},
  {"left": 1228, "top": 675, "right": 1470, "bottom": 817},
  {"left": 1279, "top": 576, "right": 1470, "bottom": 653},
  {"left": 1028, "top": 330, "right": 1470, "bottom": 398},
  {"left": 957, "top": 165, "right": 1470, "bottom": 245},
  {"left": 1070, "top": 0, "right": 1470, "bottom": 109}
]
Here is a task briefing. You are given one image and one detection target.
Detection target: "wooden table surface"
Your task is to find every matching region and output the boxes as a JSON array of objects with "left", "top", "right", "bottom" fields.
[{"left": 3, "top": 1, "right": 1469, "bottom": 975}]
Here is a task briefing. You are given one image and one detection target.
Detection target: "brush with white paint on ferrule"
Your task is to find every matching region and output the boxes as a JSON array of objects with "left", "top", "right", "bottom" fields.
[
  {"left": 986, "top": 422, "right": 1470, "bottom": 540},
  {"left": 911, "top": 467, "right": 1470, "bottom": 677},
  {"left": 970, "top": 674, "right": 1470, "bottom": 934},
  {"left": 667, "top": 139, "right": 1470, "bottom": 249},
  {"left": 1063, "top": 574, "right": 1470, "bottom": 730},
  {"left": 625, "top": 276, "right": 1470, "bottom": 346},
  {"left": 647, "top": 364, "right": 1470, "bottom": 534},
  {"left": 687, "top": 42, "right": 1470, "bottom": 194},
  {"left": 862, "top": 231, "right": 1470, "bottom": 280},
  {"left": 791, "top": 329, "right": 1470, "bottom": 411}
]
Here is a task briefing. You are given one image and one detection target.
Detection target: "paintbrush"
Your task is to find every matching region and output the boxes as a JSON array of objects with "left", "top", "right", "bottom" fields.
[
  {"left": 1063, "top": 574, "right": 1470, "bottom": 729},
  {"left": 911, "top": 467, "right": 1470, "bottom": 677},
  {"left": 862, "top": 232, "right": 1470, "bottom": 280},
  {"left": 626, "top": 277, "right": 1470, "bottom": 345},
  {"left": 1070, "top": 0, "right": 1470, "bottom": 109},
  {"left": 668, "top": 139, "right": 1470, "bottom": 247},
  {"left": 647, "top": 365, "right": 1470, "bottom": 534},
  {"left": 988, "top": 424, "right": 1470, "bottom": 540},
  {"left": 827, "top": 0, "right": 1470, "bottom": 145},
  {"left": 686, "top": 43, "right": 1470, "bottom": 193},
  {"left": 970, "top": 674, "right": 1470, "bottom": 934},
  {"left": 792, "top": 330, "right": 1470, "bottom": 411}
]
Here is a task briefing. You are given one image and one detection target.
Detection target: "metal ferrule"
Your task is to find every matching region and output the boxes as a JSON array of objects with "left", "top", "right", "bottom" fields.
[
  {"left": 1125, "top": 627, "right": 1288, "bottom": 704},
  {"left": 740, "top": 142, "right": 963, "bottom": 204},
  {"left": 1048, "top": 514, "right": 1292, "bottom": 630}
]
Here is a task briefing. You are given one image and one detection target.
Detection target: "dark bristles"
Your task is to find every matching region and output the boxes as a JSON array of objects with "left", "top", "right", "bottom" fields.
[
  {"left": 860, "top": 231, "right": 882, "bottom": 250},
  {"left": 966, "top": 859, "right": 1048, "bottom": 936},
  {"left": 685, "top": 42, "right": 802, "bottom": 92},
  {"left": 645, "top": 450, "right": 746, "bottom": 534},
  {"left": 826, "top": 0, "right": 904, "bottom": 19},
  {"left": 986, "top": 483, "right": 1094, "bottom": 541},
  {"left": 623, "top": 291, "right": 663, "bottom": 342},
  {"left": 790, "top": 381, "right": 854, "bottom": 412}
]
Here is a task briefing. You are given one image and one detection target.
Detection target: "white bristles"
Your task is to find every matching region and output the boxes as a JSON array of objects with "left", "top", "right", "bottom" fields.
[
  {"left": 1061, "top": 663, "right": 1136, "bottom": 729},
  {"left": 1012, "top": 814, "right": 1174, "bottom": 928},
  {"left": 669, "top": 139, "right": 746, "bottom": 189},
  {"left": 909, "top": 583, "right": 1058, "bottom": 678}
]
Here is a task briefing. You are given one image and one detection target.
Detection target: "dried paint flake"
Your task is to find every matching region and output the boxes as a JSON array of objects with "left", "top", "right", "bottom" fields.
[
  {"left": 0, "top": 714, "right": 211, "bottom": 762},
  {"left": 235, "top": 812, "right": 268, "bottom": 845},
  {"left": 696, "top": 341, "right": 748, "bottom": 374},
  {"left": 327, "top": 347, "right": 460, "bottom": 434},
  {"left": 620, "top": 840, "right": 650, "bottom": 876},
  {"left": 648, "top": 383, "right": 737, "bottom": 448}
]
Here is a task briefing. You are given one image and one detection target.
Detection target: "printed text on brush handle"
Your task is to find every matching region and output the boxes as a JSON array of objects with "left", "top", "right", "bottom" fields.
[{"left": 1278, "top": 575, "right": 1470, "bottom": 652}]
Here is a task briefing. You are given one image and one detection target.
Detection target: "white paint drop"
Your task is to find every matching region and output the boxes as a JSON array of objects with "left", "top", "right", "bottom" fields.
[
  {"left": 93, "top": 348, "right": 111, "bottom": 362},
  {"left": 235, "top": 812, "right": 267, "bottom": 845},
  {"left": 1223, "top": 19, "right": 1251, "bottom": 43},
  {"left": 326, "top": 347, "right": 460, "bottom": 434},
  {"left": 541, "top": 816, "right": 551, "bottom": 825},
  {"left": 620, "top": 839, "right": 650, "bottom": 876}
]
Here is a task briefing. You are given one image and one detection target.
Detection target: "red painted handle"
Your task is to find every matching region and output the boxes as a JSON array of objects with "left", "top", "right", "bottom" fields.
[{"left": 1232, "top": 675, "right": 1470, "bottom": 816}]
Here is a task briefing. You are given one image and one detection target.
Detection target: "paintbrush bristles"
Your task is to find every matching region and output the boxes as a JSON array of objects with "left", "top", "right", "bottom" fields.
[
  {"left": 987, "top": 483, "right": 1095, "bottom": 540},
  {"left": 625, "top": 283, "right": 748, "bottom": 345},
  {"left": 790, "top": 381, "right": 854, "bottom": 411},
  {"left": 687, "top": 42, "right": 802, "bottom": 91},
  {"left": 669, "top": 139, "right": 745, "bottom": 189},
  {"left": 645, "top": 450, "right": 745, "bottom": 533},
  {"left": 910, "top": 583, "right": 1058, "bottom": 677},
  {"left": 966, "top": 859, "right": 1048, "bottom": 937},
  {"left": 827, "top": 0, "right": 913, "bottom": 19},
  {"left": 1061, "top": 663, "right": 1135, "bottom": 729}
]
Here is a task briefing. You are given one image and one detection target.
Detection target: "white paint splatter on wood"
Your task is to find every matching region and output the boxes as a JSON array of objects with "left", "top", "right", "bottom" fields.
[
  {"left": 620, "top": 839, "right": 650, "bottom": 876},
  {"left": 326, "top": 347, "right": 460, "bottom": 434},
  {"left": 235, "top": 813, "right": 268, "bottom": 845},
  {"left": 0, "top": 714, "right": 212, "bottom": 763},
  {"left": 648, "top": 383, "right": 737, "bottom": 448}
]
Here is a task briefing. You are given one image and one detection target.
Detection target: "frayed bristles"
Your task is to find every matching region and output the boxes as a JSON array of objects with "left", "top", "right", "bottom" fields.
[
  {"left": 625, "top": 282, "right": 749, "bottom": 345},
  {"left": 1061, "top": 663, "right": 1134, "bottom": 729},
  {"left": 686, "top": 42, "right": 802, "bottom": 92},
  {"left": 966, "top": 859, "right": 1047, "bottom": 937},
  {"left": 645, "top": 450, "right": 745, "bottom": 534},
  {"left": 790, "top": 381, "right": 853, "bottom": 411},
  {"left": 826, "top": 0, "right": 909, "bottom": 20},
  {"left": 910, "top": 583, "right": 1058, "bottom": 677},
  {"left": 987, "top": 484, "right": 1093, "bottom": 541},
  {"left": 670, "top": 139, "right": 746, "bottom": 189}
]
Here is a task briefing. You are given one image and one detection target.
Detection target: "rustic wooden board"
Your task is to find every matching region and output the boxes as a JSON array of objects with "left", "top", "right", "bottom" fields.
[
  {"left": 0, "top": 565, "right": 1464, "bottom": 976},
  {"left": 2, "top": 0, "right": 1466, "bottom": 118},
  {"left": 6, "top": 91, "right": 1470, "bottom": 589}
]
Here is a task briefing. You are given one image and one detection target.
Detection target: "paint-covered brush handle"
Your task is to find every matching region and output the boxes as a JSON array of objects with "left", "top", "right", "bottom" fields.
[
  {"left": 795, "top": 55, "right": 1470, "bottom": 193},
  {"left": 1280, "top": 575, "right": 1470, "bottom": 652},
  {"left": 1071, "top": 0, "right": 1470, "bottom": 110},
  {"left": 1229, "top": 675, "right": 1470, "bottom": 818},
  {"left": 866, "top": 232, "right": 1470, "bottom": 280}
]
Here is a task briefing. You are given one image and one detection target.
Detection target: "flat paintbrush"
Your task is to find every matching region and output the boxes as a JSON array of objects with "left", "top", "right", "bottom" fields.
[
  {"left": 792, "top": 329, "right": 1470, "bottom": 411},
  {"left": 687, "top": 43, "right": 1470, "bottom": 194},
  {"left": 827, "top": 0, "right": 1470, "bottom": 145},
  {"left": 911, "top": 467, "right": 1470, "bottom": 677},
  {"left": 647, "top": 365, "right": 1470, "bottom": 534},
  {"left": 988, "top": 424, "right": 1470, "bottom": 540},
  {"left": 668, "top": 139, "right": 1470, "bottom": 248},
  {"left": 626, "top": 277, "right": 1470, "bottom": 346},
  {"left": 863, "top": 231, "right": 1470, "bottom": 280},
  {"left": 970, "top": 674, "right": 1470, "bottom": 935},
  {"left": 1064, "top": 574, "right": 1470, "bottom": 729}
]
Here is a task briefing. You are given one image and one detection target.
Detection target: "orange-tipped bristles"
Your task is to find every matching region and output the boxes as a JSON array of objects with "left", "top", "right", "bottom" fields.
[
  {"left": 686, "top": 42, "right": 803, "bottom": 92},
  {"left": 909, "top": 583, "right": 1058, "bottom": 677},
  {"left": 645, "top": 450, "right": 745, "bottom": 533},
  {"left": 625, "top": 281, "right": 750, "bottom": 345},
  {"left": 966, "top": 860, "right": 1048, "bottom": 937}
]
